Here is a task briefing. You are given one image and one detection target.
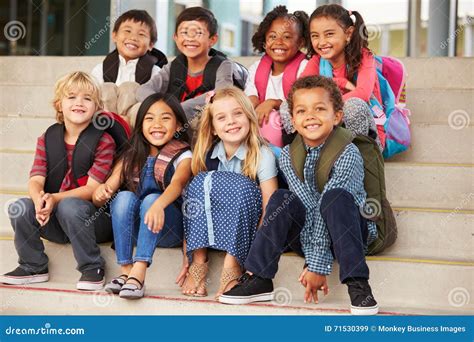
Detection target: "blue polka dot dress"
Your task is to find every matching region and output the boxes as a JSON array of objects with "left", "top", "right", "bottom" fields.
[{"left": 184, "top": 171, "right": 262, "bottom": 266}]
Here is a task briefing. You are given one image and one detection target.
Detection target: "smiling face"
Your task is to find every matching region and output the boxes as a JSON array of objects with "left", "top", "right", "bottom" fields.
[
  {"left": 174, "top": 20, "right": 217, "bottom": 61},
  {"left": 310, "top": 16, "right": 353, "bottom": 67},
  {"left": 112, "top": 19, "right": 154, "bottom": 61},
  {"left": 211, "top": 97, "right": 251, "bottom": 150},
  {"left": 265, "top": 17, "right": 303, "bottom": 69},
  {"left": 291, "top": 87, "right": 343, "bottom": 147},
  {"left": 59, "top": 88, "right": 98, "bottom": 128},
  {"left": 142, "top": 100, "right": 181, "bottom": 155}
]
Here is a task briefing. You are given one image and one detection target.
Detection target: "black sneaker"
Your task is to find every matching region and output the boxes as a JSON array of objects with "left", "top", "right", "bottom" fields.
[
  {"left": 77, "top": 268, "right": 105, "bottom": 291},
  {"left": 219, "top": 273, "right": 274, "bottom": 305},
  {"left": 347, "top": 278, "right": 379, "bottom": 315},
  {"left": 0, "top": 266, "right": 49, "bottom": 285}
]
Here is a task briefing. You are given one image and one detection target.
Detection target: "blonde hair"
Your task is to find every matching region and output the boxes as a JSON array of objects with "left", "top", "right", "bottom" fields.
[
  {"left": 192, "top": 87, "right": 266, "bottom": 180},
  {"left": 52, "top": 71, "right": 103, "bottom": 123}
]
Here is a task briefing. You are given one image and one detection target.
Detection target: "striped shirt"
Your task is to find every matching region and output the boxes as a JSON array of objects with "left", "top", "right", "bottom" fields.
[
  {"left": 30, "top": 132, "right": 116, "bottom": 192},
  {"left": 279, "top": 142, "right": 377, "bottom": 275}
]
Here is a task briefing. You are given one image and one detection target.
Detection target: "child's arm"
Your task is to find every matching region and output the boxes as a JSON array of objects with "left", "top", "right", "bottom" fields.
[
  {"left": 28, "top": 176, "right": 50, "bottom": 226},
  {"left": 92, "top": 160, "right": 123, "bottom": 207},
  {"left": 175, "top": 239, "right": 189, "bottom": 287},
  {"left": 136, "top": 64, "right": 171, "bottom": 102},
  {"left": 341, "top": 49, "right": 376, "bottom": 102},
  {"left": 298, "top": 267, "right": 329, "bottom": 304},
  {"left": 144, "top": 158, "right": 192, "bottom": 233}
]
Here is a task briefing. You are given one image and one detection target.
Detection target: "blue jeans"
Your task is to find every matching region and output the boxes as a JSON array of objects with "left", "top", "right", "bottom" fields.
[{"left": 110, "top": 156, "right": 184, "bottom": 266}]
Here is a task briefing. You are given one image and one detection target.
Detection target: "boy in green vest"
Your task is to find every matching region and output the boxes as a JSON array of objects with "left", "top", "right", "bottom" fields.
[{"left": 219, "top": 76, "right": 379, "bottom": 315}]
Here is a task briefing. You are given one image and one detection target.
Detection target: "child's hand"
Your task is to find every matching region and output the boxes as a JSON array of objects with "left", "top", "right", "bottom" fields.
[
  {"left": 299, "top": 268, "right": 329, "bottom": 304},
  {"left": 93, "top": 183, "right": 114, "bottom": 203},
  {"left": 144, "top": 202, "right": 165, "bottom": 234},
  {"left": 37, "top": 192, "right": 56, "bottom": 227},
  {"left": 175, "top": 258, "right": 189, "bottom": 287},
  {"left": 255, "top": 100, "right": 277, "bottom": 126}
]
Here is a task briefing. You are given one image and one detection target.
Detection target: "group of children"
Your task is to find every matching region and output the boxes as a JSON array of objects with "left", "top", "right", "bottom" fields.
[{"left": 1, "top": 4, "right": 390, "bottom": 315}]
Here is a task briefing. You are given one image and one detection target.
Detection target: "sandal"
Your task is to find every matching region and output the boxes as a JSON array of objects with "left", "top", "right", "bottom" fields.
[
  {"left": 182, "top": 262, "right": 208, "bottom": 297},
  {"left": 215, "top": 266, "right": 242, "bottom": 300},
  {"left": 104, "top": 274, "right": 128, "bottom": 294},
  {"left": 119, "top": 276, "right": 145, "bottom": 299}
]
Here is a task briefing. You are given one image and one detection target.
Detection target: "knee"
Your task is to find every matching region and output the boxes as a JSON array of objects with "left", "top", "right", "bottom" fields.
[
  {"left": 8, "top": 198, "right": 35, "bottom": 222},
  {"left": 321, "top": 189, "right": 354, "bottom": 212},
  {"left": 56, "top": 197, "right": 92, "bottom": 218},
  {"left": 343, "top": 97, "right": 369, "bottom": 114},
  {"left": 140, "top": 193, "right": 160, "bottom": 214},
  {"left": 111, "top": 191, "right": 138, "bottom": 214}
]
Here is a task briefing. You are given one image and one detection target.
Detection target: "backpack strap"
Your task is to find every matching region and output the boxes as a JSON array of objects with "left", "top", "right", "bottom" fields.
[
  {"left": 44, "top": 124, "right": 68, "bottom": 193},
  {"left": 289, "top": 134, "right": 307, "bottom": 183},
  {"left": 255, "top": 51, "right": 306, "bottom": 102},
  {"left": 205, "top": 140, "right": 220, "bottom": 171},
  {"left": 254, "top": 54, "right": 273, "bottom": 102},
  {"left": 282, "top": 51, "right": 306, "bottom": 97},
  {"left": 102, "top": 49, "right": 120, "bottom": 83},
  {"left": 153, "top": 139, "right": 190, "bottom": 191},
  {"left": 183, "top": 49, "right": 225, "bottom": 101},
  {"left": 148, "top": 47, "right": 168, "bottom": 68},
  {"left": 315, "top": 127, "right": 353, "bottom": 193},
  {"left": 167, "top": 53, "right": 189, "bottom": 100},
  {"left": 72, "top": 123, "right": 105, "bottom": 187}
]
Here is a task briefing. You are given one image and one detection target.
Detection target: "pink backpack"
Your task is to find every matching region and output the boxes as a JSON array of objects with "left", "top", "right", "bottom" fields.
[{"left": 255, "top": 52, "right": 306, "bottom": 147}]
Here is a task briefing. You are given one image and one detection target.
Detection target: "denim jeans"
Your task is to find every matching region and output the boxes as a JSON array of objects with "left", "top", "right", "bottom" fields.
[
  {"left": 245, "top": 188, "right": 370, "bottom": 283},
  {"left": 110, "top": 156, "right": 184, "bottom": 266}
]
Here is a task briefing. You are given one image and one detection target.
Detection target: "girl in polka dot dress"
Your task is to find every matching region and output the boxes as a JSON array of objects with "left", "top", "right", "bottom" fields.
[{"left": 177, "top": 87, "right": 278, "bottom": 299}]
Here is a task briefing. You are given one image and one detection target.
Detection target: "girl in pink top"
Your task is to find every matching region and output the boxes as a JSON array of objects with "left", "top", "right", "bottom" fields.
[{"left": 301, "top": 4, "right": 384, "bottom": 149}]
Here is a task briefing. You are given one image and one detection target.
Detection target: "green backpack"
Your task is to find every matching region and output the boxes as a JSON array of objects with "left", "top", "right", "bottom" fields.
[{"left": 289, "top": 126, "right": 397, "bottom": 255}]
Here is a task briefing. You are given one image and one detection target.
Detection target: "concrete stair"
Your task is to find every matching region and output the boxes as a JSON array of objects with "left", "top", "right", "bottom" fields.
[{"left": 0, "top": 56, "right": 473, "bottom": 315}]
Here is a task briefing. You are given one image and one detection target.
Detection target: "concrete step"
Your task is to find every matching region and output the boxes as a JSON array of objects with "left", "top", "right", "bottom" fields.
[
  {"left": 385, "top": 163, "right": 473, "bottom": 209},
  {"left": 0, "top": 194, "right": 472, "bottom": 262},
  {"left": 0, "top": 241, "right": 472, "bottom": 315},
  {"left": 406, "top": 89, "right": 473, "bottom": 125},
  {"left": 1, "top": 158, "right": 472, "bottom": 210},
  {"left": 388, "top": 123, "right": 473, "bottom": 164},
  {"left": 1, "top": 118, "right": 472, "bottom": 163},
  {"left": 0, "top": 117, "right": 55, "bottom": 151},
  {"left": 1, "top": 57, "right": 472, "bottom": 89},
  {"left": 1, "top": 85, "right": 472, "bottom": 123}
]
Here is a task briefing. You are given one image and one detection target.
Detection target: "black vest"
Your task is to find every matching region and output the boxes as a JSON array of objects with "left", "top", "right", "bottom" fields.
[{"left": 102, "top": 48, "right": 168, "bottom": 85}]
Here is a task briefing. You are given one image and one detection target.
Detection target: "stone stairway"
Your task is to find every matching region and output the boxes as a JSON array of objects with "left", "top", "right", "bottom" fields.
[{"left": 0, "top": 56, "right": 472, "bottom": 315}]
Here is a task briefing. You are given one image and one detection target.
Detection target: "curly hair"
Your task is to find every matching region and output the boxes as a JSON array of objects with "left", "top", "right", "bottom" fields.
[
  {"left": 252, "top": 5, "right": 309, "bottom": 54},
  {"left": 287, "top": 76, "right": 344, "bottom": 115},
  {"left": 308, "top": 4, "right": 370, "bottom": 81}
]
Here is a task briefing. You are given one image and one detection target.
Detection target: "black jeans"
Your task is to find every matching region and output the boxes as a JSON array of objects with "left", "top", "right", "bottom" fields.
[
  {"left": 9, "top": 197, "right": 113, "bottom": 273},
  {"left": 244, "top": 188, "right": 370, "bottom": 283}
]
